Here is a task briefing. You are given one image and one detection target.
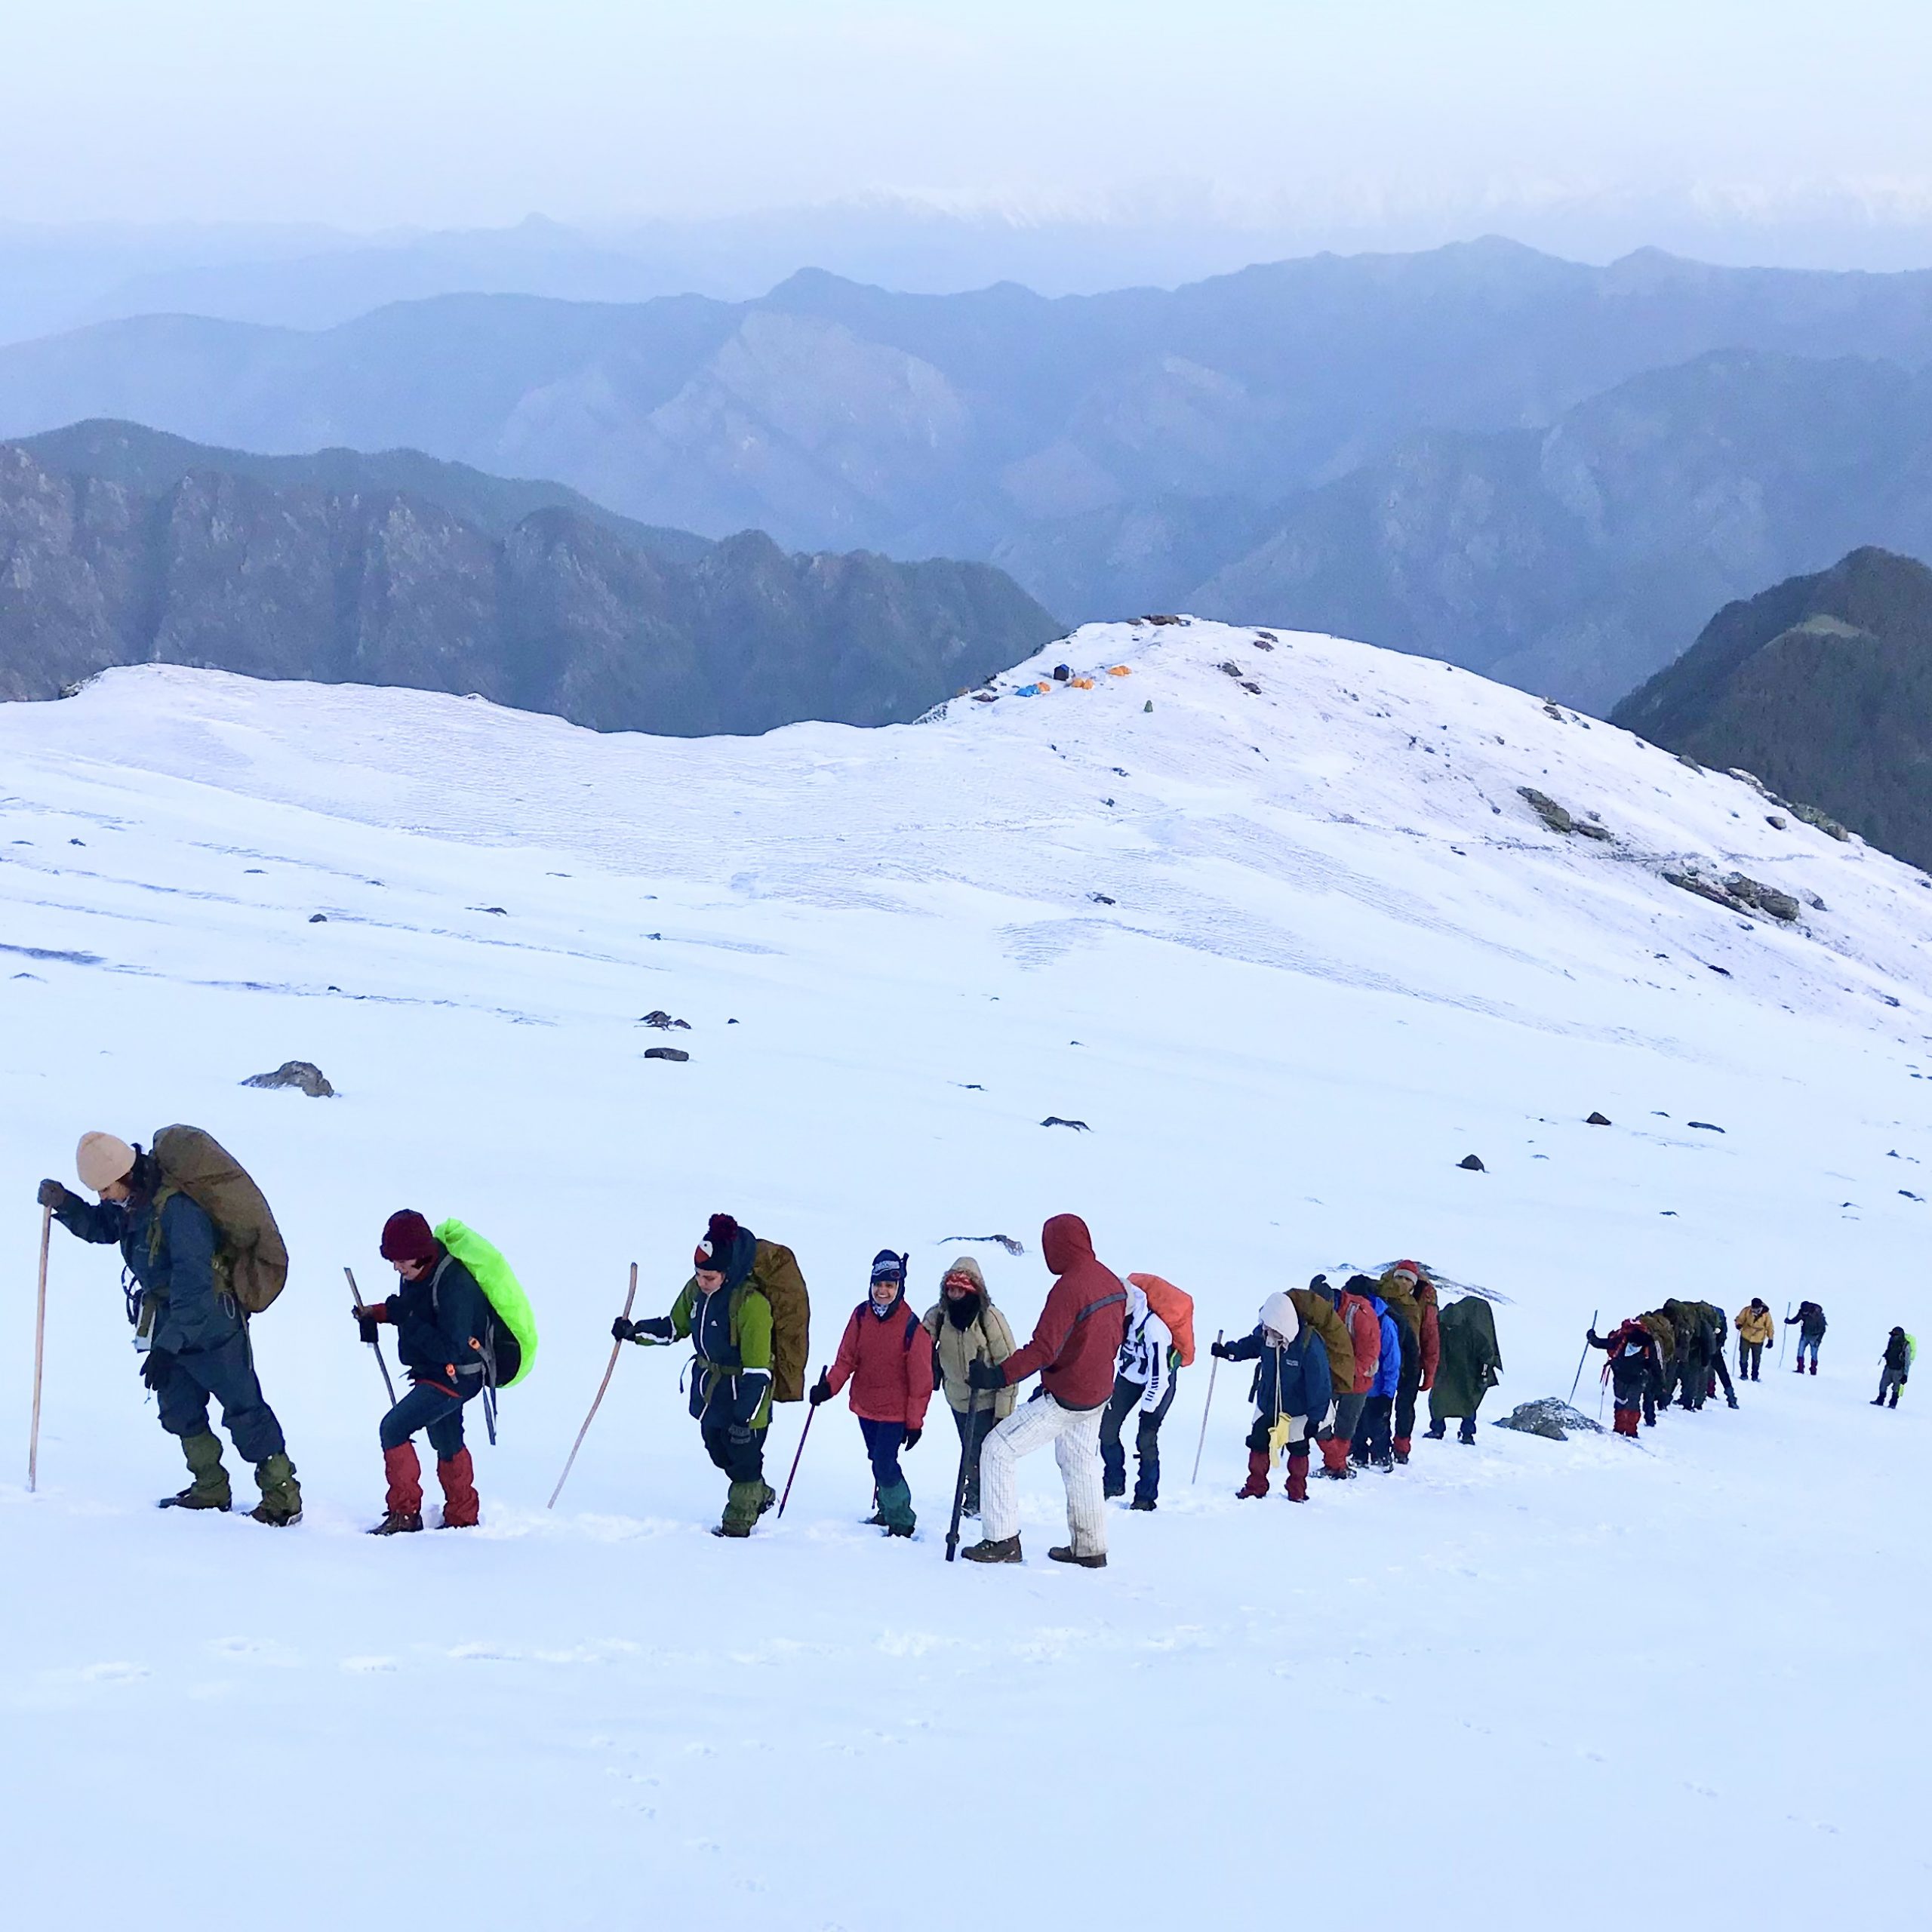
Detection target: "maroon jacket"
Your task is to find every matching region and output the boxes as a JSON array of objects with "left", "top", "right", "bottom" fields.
[{"left": 995, "top": 1214, "right": 1128, "bottom": 1411}]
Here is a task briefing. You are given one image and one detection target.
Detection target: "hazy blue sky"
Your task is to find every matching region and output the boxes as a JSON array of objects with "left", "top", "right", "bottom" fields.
[{"left": 7, "top": 0, "right": 1930, "bottom": 232}]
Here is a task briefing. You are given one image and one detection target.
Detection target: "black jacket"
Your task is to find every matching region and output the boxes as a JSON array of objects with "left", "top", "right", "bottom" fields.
[
  {"left": 1884, "top": 1330, "right": 1911, "bottom": 1373},
  {"left": 381, "top": 1251, "right": 490, "bottom": 1397}
]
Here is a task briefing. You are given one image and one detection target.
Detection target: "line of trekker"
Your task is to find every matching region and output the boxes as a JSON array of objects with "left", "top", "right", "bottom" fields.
[{"left": 32, "top": 1124, "right": 1906, "bottom": 1559}]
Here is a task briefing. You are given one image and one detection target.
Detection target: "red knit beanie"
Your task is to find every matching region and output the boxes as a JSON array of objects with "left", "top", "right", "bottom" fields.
[{"left": 380, "top": 1210, "right": 439, "bottom": 1265}]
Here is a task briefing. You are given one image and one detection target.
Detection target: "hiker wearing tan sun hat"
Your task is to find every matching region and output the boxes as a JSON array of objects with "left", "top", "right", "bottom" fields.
[{"left": 38, "top": 1128, "right": 301, "bottom": 1523}]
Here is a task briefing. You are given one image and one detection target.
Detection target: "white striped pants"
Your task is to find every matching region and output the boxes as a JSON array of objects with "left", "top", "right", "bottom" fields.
[{"left": 978, "top": 1391, "right": 1107, "bottom": 1556}]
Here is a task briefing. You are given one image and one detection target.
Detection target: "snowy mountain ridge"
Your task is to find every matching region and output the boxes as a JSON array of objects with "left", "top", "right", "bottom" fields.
[{"left": 0, "top": 617, "right": 1924, "bottom": 1930}]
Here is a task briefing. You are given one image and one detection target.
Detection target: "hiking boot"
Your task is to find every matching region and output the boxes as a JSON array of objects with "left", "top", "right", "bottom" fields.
[
  {"left": 1284, "top": 1453, "right": 1309, "bottom": 1503},
  {"left": 247, "top": 1452, "right": 301, "bottom": 1527},
  {"left": 712, "top": 1521, "right": 751, "bottom": 1539},
  {"left": 1458, "top": 1418, "right": 1477, "bottom": 1444},
  {"left": 159, "top": 1430, "right": 231, "bottom": 1511},
  {"left": 885, "top": 1523, "right": 916, "bottom": 1539},
  {"left": 876, "top": 1479, "right": 915, "bottom": 1539},
  {"left": 369, "top": 1509, "right": 423, "bottom": 1536},
  {"left": 1872, "top": 1396, "right": 1887, "bottom": 1405},
  {"left": 757, "top": 1483, "right": 777, "bottom": 1517},
  {"left": 1048, "top": 1545, "right": 1106, "bottom": 1568},
  {"left": 1392, "top": 1441, "right": 1411, "bottom": 1465},
  {"left": 1129, "top": 1496, "right": 1157, "bottom": 1511},
  {"left": 961, "top": 1534, "right": 1023, "bottom": 1564},
  {"left": 721, "top": 1478, "right": 766, "bottom": 1537},
  {"left": 1237, "top": 1449, "right": 1271, "bottom": 1499},
  {"left": 1426, "top": 1420, "right": 1446, "bottom": 1440},
  {"left": 1103, "top": 1481, "right": 1126, "bottom": 1501},
  {"left": 1371, "top": 1453, "right": 1395, "bottom": 1472},
  {"left": 1810, "top": 1361, "right": 1818, "bottom": 1376},
  {"left": 1725, "top": 1398, "right": 1739, "bottom": 1411}
]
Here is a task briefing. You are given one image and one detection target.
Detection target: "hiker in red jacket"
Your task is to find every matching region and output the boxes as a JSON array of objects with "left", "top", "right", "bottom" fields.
[
  {"left": 962, "top": 1214, "right": 1128, "bottom": 1569},
  {"left": 1315, "top": 1275, "right": 1382, "bottom": 1478},
  {"left": 811, "top": 1250, "right": 933, "bottom": 1537}
]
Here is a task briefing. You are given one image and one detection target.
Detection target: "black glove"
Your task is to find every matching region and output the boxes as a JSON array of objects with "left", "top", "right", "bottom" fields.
[
  {"left": 37, "top": 1178, "right": 69, "bottom": 1210},
  {"left": 903, "top": 1426, "right": 922, "bottom": 1451},
  {"left": 634, "top": 1315, "right": 675, "bottom": 1342},
  {"left": 1211, "top": 1338, "right": 1231, "bottom": 1359},
  {"left": 356, "top": 1311, "right": 381, "bottom": 1346},
  {"left": 611, "top": 1316, "right": 637, "bottom": 1343},
  {"left": 140, "top": 1348, "right": 176, "bottom": 1391},
  {"left": 967, "top": 1358, "right": 1006, "bottom": 1392},
  {"left": 808, "top": 1374, "right": 832, "bottom": 1407}
]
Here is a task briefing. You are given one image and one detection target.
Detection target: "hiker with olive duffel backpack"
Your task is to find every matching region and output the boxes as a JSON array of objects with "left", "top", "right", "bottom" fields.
[
  {"left": 37, "top": 1126, "right": 303, "bottom": 1524},
  {"left": 355, "top": 1211, "right": 539, "bottom": 1534}
]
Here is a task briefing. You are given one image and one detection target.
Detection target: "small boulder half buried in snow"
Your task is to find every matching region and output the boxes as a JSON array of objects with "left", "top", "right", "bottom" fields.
[
  {"left": 242, "top": 1060, "right": 335, "bottom": 1098},
  {"left": 1494, "top": 1398, "right": 1604, "bottom": 1441}
]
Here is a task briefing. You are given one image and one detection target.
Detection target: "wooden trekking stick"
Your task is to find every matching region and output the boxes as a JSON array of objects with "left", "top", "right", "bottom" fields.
[
  {"left": 1780, "top": 1306, "right": 1792, "bottom": 1370},
  {"left": 345, "top": 1266, "right": 399, "bottom": 1407},
  {"left": 777, "top": 1364, "right": 825, "bottom": 1518},
  {"left": 1191, "top": 1329, "right": 1224, "bottom": 1484},
  {"left": 1568, "top": 1310, "right": 1599, "bottom": 1402},
  {"left": 547, "top": 1263, "right": 638, "bottom": 1509},
  {"left": 27, "top": 1204, "right": 50, "bottom": 1493}
]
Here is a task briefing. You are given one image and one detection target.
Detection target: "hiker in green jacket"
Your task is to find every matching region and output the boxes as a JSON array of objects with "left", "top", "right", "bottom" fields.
[{"left": 615, "top": 1214, "right": 777, "bottom": 1537}]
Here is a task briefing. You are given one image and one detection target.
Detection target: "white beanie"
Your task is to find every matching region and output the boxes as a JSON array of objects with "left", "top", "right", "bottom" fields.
[
  {"left": 76, "top": 1131, "right": 137, "bottom": 1192},
  {"left": 1259, "top": 1291, "right": 1300, "bottom": 1343}
]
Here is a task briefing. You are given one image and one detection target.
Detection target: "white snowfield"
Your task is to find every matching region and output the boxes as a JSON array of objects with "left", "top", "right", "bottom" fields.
[{"left": 0, "top": 619, "right": 1924, "bottom": 1930}]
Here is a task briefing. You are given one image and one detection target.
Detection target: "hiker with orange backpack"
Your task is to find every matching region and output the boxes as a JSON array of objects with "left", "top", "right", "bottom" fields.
[
  {"left": 810, "top": 1251, "right": 934, "bottom": 1537},
  {"left": 1315, "top": 1275, "right": 1382, "bottom": 1478},
  {"left": 354, "top": 1211, "right": 495, "bottom": 1534},
  {"left": 36, "top": 1131, "right": 302, "bottom": 1524},
  {"left": 1099, "top": 1275, "right": 1189, "bottom": 1509}
]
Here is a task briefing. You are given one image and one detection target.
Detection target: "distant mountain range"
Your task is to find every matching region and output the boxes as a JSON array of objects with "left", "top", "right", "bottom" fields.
[
  {"left": 5, "top": 240, "right": 1932, "bottom": 709},
  {"left": 0, "top": 422, "right": 1060, "bottom": 734},
  {"left": 1614, "top": 547, "right": 1932, "bottom": 872}
]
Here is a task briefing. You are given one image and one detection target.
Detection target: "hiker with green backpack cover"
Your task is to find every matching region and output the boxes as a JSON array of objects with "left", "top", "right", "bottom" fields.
[
  {"left": 356, "top": 1211, "right": 538, "bottom": 1534},
  {"left": 37, "top": 1127, "right": 302, "bottom": 1524}
]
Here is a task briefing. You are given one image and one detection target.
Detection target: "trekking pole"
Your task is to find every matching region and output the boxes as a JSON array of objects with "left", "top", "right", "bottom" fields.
[
  {"left": 546, "top": 1263, "right": 638, "bottom": 1509},
  {"left": 344, "top": 1266, "right": 398, "bottom": 1407},
  {"left": 1780, "top": 1306, "right": 1792, "bottom": 1370},
  {"left": 776, "top": 1365, "right": 825, "bottom": 1518},
  {"left": 945, "top": 1374, "right": 989, "bottom": 1564},
  {"left": 1191, "top": 1329, "right": 1224, "bottom": 1484},
  {"left": 1568, "top": 1311, "right": 1598, "bottom": 1402},
  {"left": 27, "top": 1204, "right": 51, "bottom": 1492}
]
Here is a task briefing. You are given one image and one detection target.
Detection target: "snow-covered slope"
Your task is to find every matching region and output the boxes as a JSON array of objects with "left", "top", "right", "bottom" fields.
[{"left": 1, "top": 620, "right": 1924, "bottom": 1930}]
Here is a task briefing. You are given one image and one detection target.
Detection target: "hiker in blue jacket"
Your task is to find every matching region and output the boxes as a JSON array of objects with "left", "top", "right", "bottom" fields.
[
  {"left": 1351, "top": 1288, "right": 1404, "bottom": 1472},
  {"left": 38, "top": 1131, "right": 300, "bottom": 1524},
  {"left": 1215, "top": 1292, "right": 1333, "bottom": 1503}
]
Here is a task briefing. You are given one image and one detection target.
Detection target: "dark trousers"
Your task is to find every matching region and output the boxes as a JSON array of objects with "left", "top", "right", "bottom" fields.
[
  {"left": 1709, "top": 1349, "right": 1737, "bottom": 1404},
  {"left": 1354, "top": 1395, "right": 1395, "bottom": 1462},
  {"left": 949, "top": 1401, "right": 993, "bottom": 1510},
  {"left": 151, "top": 1332, "right": 285, "bottom": 1463},
  {"left": 1100, "top": 1371, "right": 1177, "bottom": 1501},
  {"left": 703, "top": 1422, "right": 767, "bottom": 1485},
  {"left": 379, "top": 1382, "right": 471, "bottom": 1457},
  {"left": 1740, "top": 1341, "right": 1763, "bottom": 1380},
  {"left": 1641, "top": 1371, "right": 1660, "bottom": 1426},
  {"left": 1246, "top": 1415, "right": 1311, "bottom": 1457},
  {"left": 1324, "top": 1389, "right": 1369, "bottom": 1447},
  {"left": 1393, "top": 1349, "right": 1423, "bottom": 1444},
  {"left": 1678, "top": 1353, "right": 1708, "bottom": 1409},
  {"left": 859, "top": 1417, "right": 908, "bottom": 1491}
]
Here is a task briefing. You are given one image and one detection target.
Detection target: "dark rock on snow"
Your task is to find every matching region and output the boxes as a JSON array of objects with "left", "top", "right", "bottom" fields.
[
  {"left": 1458, "top": 1154, "right": 1487, "bottom": 1171},
  {"left": 1041, "top": 1116, "right": 1091, "bottom": 1131},
  {"left": 643, "top": 1046, "right": 690, "bottom": 1063},
  {"left": 1586, "top": 1111, "right": 1612, "bottom": 1125},
  {"left": 638, "top": 1010, "right": 691, "bottom": 1030},
  {"left": 242, "top": 1060, "right": 335, "bottom": 1097},
  {"left": 1494, "top": 1398, "right": 1604, "bottom": 1441},
  {"left": 1687, "top": 1120, "right": 1724, "bottom": 1132}
]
